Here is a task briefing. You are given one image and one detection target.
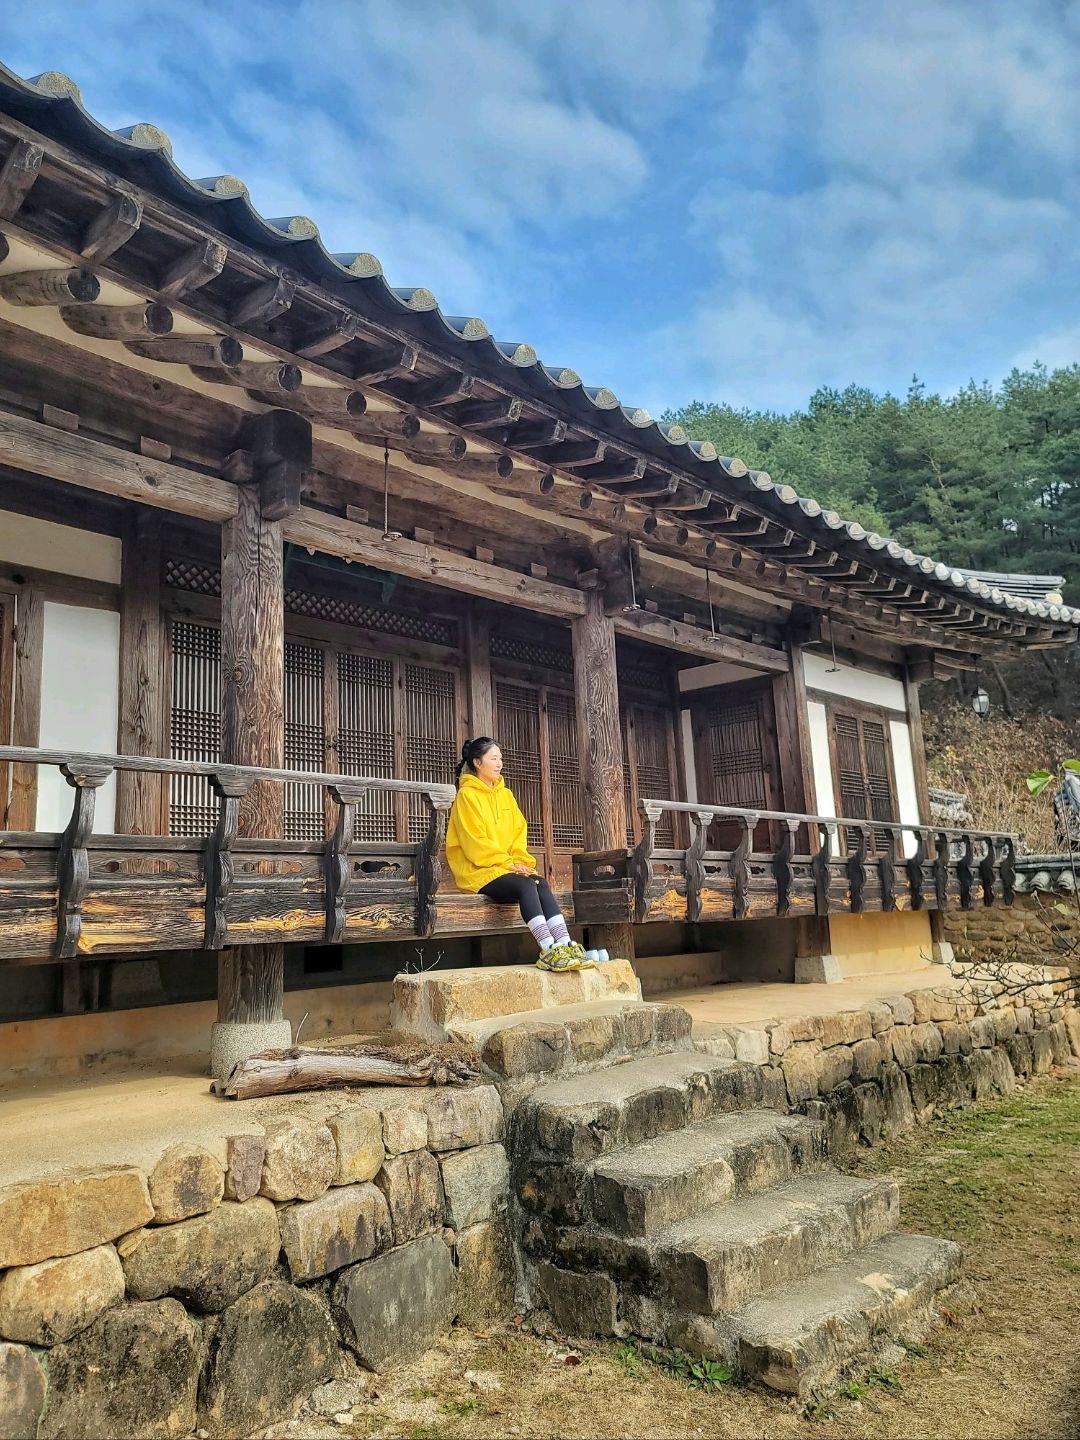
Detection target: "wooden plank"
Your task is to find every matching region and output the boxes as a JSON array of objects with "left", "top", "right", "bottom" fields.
[
  {"left": 282, "top": 508, "right": 587, "bottom": 619},
  {"left": 0, "top": 411, "right": 239, "bottom": 521},
  {"left": 8, "top": 588, "right": 43, "bottom": 829},
  {"left": 117, "top": 509, "right": 164, "bottom": 835},
  {"left": 464, "top": 605, "right": 494, "bottom": 736},
  {"left": 612, "top": 607, "right": 788, "bottom": 672}
]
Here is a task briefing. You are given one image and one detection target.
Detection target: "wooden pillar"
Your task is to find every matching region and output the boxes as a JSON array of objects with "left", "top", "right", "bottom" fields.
[
  {"left": 465, "top": 604, "right": 494, "bottom": 738},
  {"left": 8, "top": 587, "right": 43, "bottom": 829},
  {"left": 905, "top": 666, "right": 950, "bottom": 960},
  {"left": 571, "top": 578, "right": 635, "bottom": 960},
  {"left": 212, "top": 410, "right": 309, "bottom": 1075},
  {"left": 117, "top": 508, "right": 164, "bottom": 834}
]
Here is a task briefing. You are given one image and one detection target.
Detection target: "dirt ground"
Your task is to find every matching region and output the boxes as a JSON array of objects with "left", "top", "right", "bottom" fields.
[{"left": 266, "top": 1070, "right": 1080, "bottom": 1440}]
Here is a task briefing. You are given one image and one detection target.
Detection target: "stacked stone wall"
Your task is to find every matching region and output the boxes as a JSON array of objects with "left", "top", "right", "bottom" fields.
[
  {"left": 0, "top": 1087, "right": 514, "bottom": 1439},
  {"left": 701, "top": 969, "right": 1080, "bottom": 1158},
  {"left": 943, "top": 892, "right": 1080, "bottom": 971}
]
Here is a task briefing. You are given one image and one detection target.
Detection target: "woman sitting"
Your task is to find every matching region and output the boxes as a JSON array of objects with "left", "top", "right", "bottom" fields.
[{"left": 446, "top": 737, "right": 592, "bottom": 973}]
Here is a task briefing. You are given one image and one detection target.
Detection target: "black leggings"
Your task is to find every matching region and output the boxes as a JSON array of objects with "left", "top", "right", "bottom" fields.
[{"left": 479, "top": 873, "right": 561, "bottom": 925}]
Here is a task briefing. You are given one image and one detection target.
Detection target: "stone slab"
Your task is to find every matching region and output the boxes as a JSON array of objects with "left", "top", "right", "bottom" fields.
[
  {"left": 0, "top": 1166, "right": 154, "bottom": 1268},
  {"left": 441, "top": 1144, "right": 510, "bottom": 1230},
  {"left": 149, "top": 1143, "right": 224, "bottom": 1224},
  {"left": 0, "top": 1342, "right": 46, "bottom": 1440},
  {"left": 454, "top": 1218, "right": 516, "bottom": 1323},
  {"left": 375, "top": 1149, "right": 444, "bottom": 1245},
  {"left": 0, "top": 1243, "right": 124, "bottom": 1346},
  {"left": 280, "top": 1183, "right": 392, "bottom": 1282},
  {"left": 119, "top": 1198, "right": 280, "bottom": 1314},
  {"left": 391, "top": 959, "right": 641, "bottom": 1041},
  {"left": 328, "top": 1109, "right": 385, "bottom": 1185},
  {"left": 333, "top": 1232, "right": 456, "bottom": 1371}
]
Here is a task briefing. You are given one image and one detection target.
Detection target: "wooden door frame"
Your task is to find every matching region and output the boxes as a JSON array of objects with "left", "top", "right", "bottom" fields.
[
  {"left": 690, "top": 677, "right": 783, "bottom": 841},
  {"left": 824, "top": 699, "right": 901, "bottom": 850}
]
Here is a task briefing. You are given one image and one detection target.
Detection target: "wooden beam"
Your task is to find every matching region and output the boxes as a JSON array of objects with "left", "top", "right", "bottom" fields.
[
  {"left": 80, "top": 191, "right": 142, "bottom": 262},
  {"left": 117, "top": 509, "right": 164, "bottom": 835},
  {"left": 282, "top": 507, "right": 586, "bottom": 618},
  {"left": 0, "top": 268, "right": 100, "bottom": 306},
  {"left": 60, "top": 301, "right": 173, "bottom": 340},
  {"left": 158, "top": 237, "right": 227, "bottom": 298},
  {"left": 198, "top": 360, "right": 301, "bottom": 392},
  {"left": 613, "top": 608, "right": 789, "bottom": 671},
  {"left": 465, "top": 605, "right": 494, "bottom": 736},
  {"left": 230, "top": 275, "right": 295, "bottom": 326},
  {"left": 453, "top": 396, "right": 523, "bottom": 427},
  {"left": 126, "top": 335, "right": 243, "bottom": 368},
  {"left": 266, "top": 387, "right": 368, "bottom": 425},
  {"left": 295, "top": 312, "right": 359, "bottom": 358},
  {"left": 0, "top": 139, "right": 43, "bottom": 219},
  {"left": 351, "top": 340, "right": 419, "bottom": 383},
  {"left": 0, "top": 410, "right": 239, "bottom": 521}
]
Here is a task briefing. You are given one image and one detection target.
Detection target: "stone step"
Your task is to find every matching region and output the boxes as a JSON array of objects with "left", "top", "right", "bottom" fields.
[
  {"left": 517, "top": 1051, "right": 775, "bottom": 1164},
  {"left": 391, "top": 959, "right": 641, "bottom": 1043},
  {"left": 728, "top": 1230, "right": 963, "bottom": 1395},
  {"left": 656, "top": 1173, "right": 899, "bottom": 1315},
  {"left": 588, "top": 1110, "right": 828, "bottom": 1237},
  {"left": 455, "top": 1000, "right": 695, "bottom": 1080}
]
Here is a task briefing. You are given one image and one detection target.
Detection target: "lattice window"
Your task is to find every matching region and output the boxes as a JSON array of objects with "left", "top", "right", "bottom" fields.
[
  {"left": 619, "top": 656, "right": 670, "bottom": 695},
  {"left": 833, "top": 709, "right": 897, "bottom": 851},
  {"left": 284, "top": 642, "right": 326, "bottom": 842},
  {"left": 622, "top": 702, "right": 678, "bottom": 846},
  {"left": 706, "top": 699, "right": 769, "bottom": 809},
  {"left": 169, "top": 619, "right": 220, "bottom": 836},
  {"left": 494, "top": 680, "right": 544, "bottom": 853},
  {"left": 337, "top": 651, "right": 395, "bottom": 843},
  {"left": 490, "top": 633, "right": 573, "bottom": 673},
  {"left": 164, "top": 557, "right": 457, "bottom": 647},
  {"left": 404, "top": 663, "right": 458, "bottom": 841},
  {"left": 546, "top": 689, "right": 584, "bottom": 851}
]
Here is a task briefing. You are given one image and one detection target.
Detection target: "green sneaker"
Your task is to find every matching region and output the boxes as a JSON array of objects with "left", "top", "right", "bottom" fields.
[
  {"left": 536, "top": 944, "right": 582, "bottom": 973},
  {"left": 567, "top": 941, "right": 596, "bottom": 968}
]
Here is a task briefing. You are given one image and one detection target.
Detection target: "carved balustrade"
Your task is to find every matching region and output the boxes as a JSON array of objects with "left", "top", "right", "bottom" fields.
[
  {"left": 0, "top": 746, "right": 454, "bottom": 962},
  {"left": 572, "top": 797, "right": 1017, "bottom": 928}
]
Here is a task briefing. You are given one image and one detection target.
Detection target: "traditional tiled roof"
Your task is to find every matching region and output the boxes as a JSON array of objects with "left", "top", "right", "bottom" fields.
[{"left": 1, "top": 63, "right": 1077, "bottom": 634}]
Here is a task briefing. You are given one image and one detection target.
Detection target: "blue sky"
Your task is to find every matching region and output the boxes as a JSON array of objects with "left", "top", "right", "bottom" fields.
[{"left": 1, "top": 0, "right": 1078, "bottom": 415}]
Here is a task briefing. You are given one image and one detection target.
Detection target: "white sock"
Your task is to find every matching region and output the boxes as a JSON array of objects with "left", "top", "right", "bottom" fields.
[
  {"left": 548, "top": 913, "right": 571, "bottom": 946},
  {"left": 527, "top": 916, "right": 555, "bottom": 952}
]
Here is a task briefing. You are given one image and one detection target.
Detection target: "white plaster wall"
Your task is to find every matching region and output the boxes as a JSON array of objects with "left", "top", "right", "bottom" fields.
[
  {"left": 0, "top": 510, "right": 121, "bottom": 585},
  {"left": 36, "top": 602, "right": 120, "bottom": 833},
  {"left": 803, "top": 652, "right": 905, "bottom": 712},
  {"left": 807, "top": 699, "right": 834, "bottom": 818},
  {"left": 890, "top": 717, "right": 922, "bottom": 855}
]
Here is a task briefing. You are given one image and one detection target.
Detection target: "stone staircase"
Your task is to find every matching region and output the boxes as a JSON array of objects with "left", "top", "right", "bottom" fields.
[
  {"left": 510, "top": 1040, "right": 961, "bottom": 1396},
  {"left": 391, "top": 963, "right": 963, "bottom": 1396}
]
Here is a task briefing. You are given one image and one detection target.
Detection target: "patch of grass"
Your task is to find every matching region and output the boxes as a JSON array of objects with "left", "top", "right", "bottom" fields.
[
  {"left": 611, "top": 1341, "right": 643, "bottom": 1378},
  {"left": 802, "top": 1393, "right": 837, "bottom": 1422},
  {"left": 440, "top": 1396, "right": 481, "bottom": 1418},
  {"left": 899, "top": 1337, "right": 932, "bottom": 1359},
  {"left": 867, "top": 1364, "right": 902, "bottom": 1391},
  {"left": 407, "top": 1386, "right": 435, "bottom": 1402},
  {"left": 652, "top": 1349, "right": 734, "bottom": 1392},
  {"left": 839, "top": 1379, "right": 868, "bottom": 1400}
]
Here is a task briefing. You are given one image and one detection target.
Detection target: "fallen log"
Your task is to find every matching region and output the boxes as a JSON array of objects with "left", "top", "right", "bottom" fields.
[{"left": 221, "top": 1038, "right": 481, "bottom": 1099}]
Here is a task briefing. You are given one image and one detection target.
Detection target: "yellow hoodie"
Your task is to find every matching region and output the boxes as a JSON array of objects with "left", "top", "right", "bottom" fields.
[{"left": 446, "top": 773, "right": 537, "bottom": 893}]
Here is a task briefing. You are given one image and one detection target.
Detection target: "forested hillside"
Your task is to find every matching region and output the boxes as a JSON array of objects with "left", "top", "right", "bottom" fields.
[{"left": 667, "top": 364, "right": 1080, "bottom": 840}]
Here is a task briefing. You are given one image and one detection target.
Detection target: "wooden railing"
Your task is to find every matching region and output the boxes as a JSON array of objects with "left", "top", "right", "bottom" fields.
[
  {"left": 572, "top": 798, "right": 1018, "bottom": 928},
  {"left": 0, "top": 746, "right": 456, "bottom": 962}
]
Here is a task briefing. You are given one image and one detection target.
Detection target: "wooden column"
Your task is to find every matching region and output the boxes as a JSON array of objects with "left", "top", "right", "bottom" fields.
[
  {"left": 465, "top": 605, "right": 494, "bottom": 737},
  {"left": 215, "top": 411, "right": 309, "bottom": 1045},
  {"left": 772, "top": 640, "right": 816, "bottom": 816},
  {"left": 8, "top": 587, "right": 43, "bottom": 829},
  {"left": 905, "top": 666, "right": 949, "bottom": 957},
  {"left": 571, "top": 578, "right": 635, "bottom": 959},
  {"left": 117, "top": 508, "right": 164, "bottom": 834}
]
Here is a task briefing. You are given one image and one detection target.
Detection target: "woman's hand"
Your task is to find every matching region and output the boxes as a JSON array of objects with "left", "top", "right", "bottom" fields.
[{"left": 513, "top": 862, "right": 534, "bottom": 876}]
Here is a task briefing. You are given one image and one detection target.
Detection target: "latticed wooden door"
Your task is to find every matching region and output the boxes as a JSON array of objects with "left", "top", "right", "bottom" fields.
[
  {"left": 494, "top": 678, "right": 583, "bottom": 885},
  {"left": 831, "top": 708, "right": 898, "bottom": 851},
  {"left": 691, "top": 685, "right": 779, "bottom": 849},
  {"left": 621, "top": 701, "right": 680, "bottom": 847}
]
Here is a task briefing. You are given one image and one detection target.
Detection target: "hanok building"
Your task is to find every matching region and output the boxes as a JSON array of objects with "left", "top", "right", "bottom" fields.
[{"left": 1, "top": 66, "right": 1077, "bottom": 1081}]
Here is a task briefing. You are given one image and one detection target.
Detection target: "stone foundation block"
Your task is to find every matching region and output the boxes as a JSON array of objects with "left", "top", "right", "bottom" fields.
[
  {"left": 210, "top": 1019, "right": 292, "bottom": 1082},
  {"left": 782, "top": 1043, "right": 820, "bottom": 1104},
  {"left": 1005, "top": 1034, "right": 1033, "bottom": 1078},
  {"left": 1015, "top": 1006, "right": 1035, "bottom": 1034},
  {"left": 621, "top": 1006, "right": 657, "bottom": 1051},
  {"left": 821, "top": 1011, "right": 873, "bottom": 1047},
  {"left": 1064, "top": 1008, "right": 1080, "bottom": 1057},
  {"left": 890, "top": 1025, "right": 919, "bottom": 1068},
  {"left": 333, "top": 1232, "right": 456, "bottom": 1371},
  {"left": 868, "top": 1002, "right": 893, "bottom": 1036},
  {"left": 907, "top": 1063, "right": 943, "bottom": 1120},
  {"left": 816, "top": 1044, "right": 854, "bottom": 1094},
  {"left": 482, "top": 1021, "right": 570, "bottom": 1077},
  {"left": 969, "top": 1048, "right": 994, "bottom": 1099},
  {"left": 280, "top": 1183, "right": 392, "bottom": 1282},
  {"left": 653, "top": 1004, "right": 694, "bottom": 1046},
  {"left": 426, "top": 1086, "right": 503, "bottom": 1152},
  {"left": 969, "top": 1016, "right": 996, "bottom": 1049},
  {"left": 881, "top": 1064, "right": 915, "bottom": 1136},
  {"left": 787, "top": 1014, "right": 825, "bottom": 1044},
  {"left": 380, "top": 1100, "right": 429, "bottom": 1154},
  {"left": 0, "top": 1243, "right": 124, "bottom": 1345},
  {"left": 768, "top": 1023, "right": 793, "bottom": 1056},
  {"left": 939, "top": 1021, "right": 971, "bottom": 1056},
  {"left": 566, "top": 1012, "right": 621, "bottom": 1063},
  {"left": 729, "top": 1027, "right": 770, "bottom": 1065},
  {"left": 912, "top": 1022, "right": 944, "bottom": 1063},
  {"left": 882, "top": 994, "right": 916, "bottom": 1026},
  {"left": 1031, "top": 1030, "right": 1055, "bottom": 1074},
  {"left": 853, "top": 1082, "right": 885, "bottom": 1146},
  {"left": 376, "top": 1149, "right": 444, "bottom": 1244},
  {"left": 533, "top": 1261, "right": 617, "bottom": 1336},
  {"left": 454, "top": 1218, "right": 516, "bottom": 1323},
  {"left": 0, "top": 1166, "right": 153, "bottom": 1268},
  {"left": 992, "top": 1007, "right": 1018, "bottom": 1042},
  {"left": 1048, "top": 1021, "right": 1072, "bottom": 1067},
  {"left": 329, "top": 1109, "right": 385, "bottom": 1185},
  {"left": 224, "top": 1135, "right": 265, "bottom": 1203},
  {"left": 988, "top": 1045, "right": 1017, "bottom": 1094},
  {"left": 38, "top": 1299, "right": 200, "bottom": 1440},
  {"left": 200, "top": 1280, "right": 338, "bottom": 1437},
  {"left": 119, "top": 1198, "right": 280, "bottom": 1314},
  {"left": 851, "top": 1037, "right": 884, "bottom": 1081},
  {"left": 761, "top": 1064, "right": 790, "bottom": 1112},
  {"left": 261, "top": 1119, "right": 336, "bottom": 1202},
  {"left": 149, "top": 1144, "right": 225, "bottom": 1224},
  {"left": 441, "top": 1144, "right": 510, "bottom": 1230},
  {"left": 794, "top": 954, "right": 842, "bottom": 984},
  {"left": 0, "top": 1342, "right": 45, "bottom": 1440}
]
